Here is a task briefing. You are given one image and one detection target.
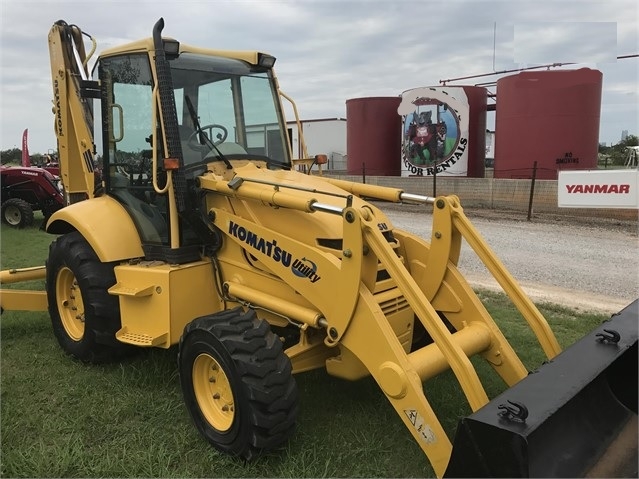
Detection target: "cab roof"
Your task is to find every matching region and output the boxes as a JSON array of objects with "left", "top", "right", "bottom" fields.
[{"left": 98, "top": 37, "right": 269, "bottom": 66}]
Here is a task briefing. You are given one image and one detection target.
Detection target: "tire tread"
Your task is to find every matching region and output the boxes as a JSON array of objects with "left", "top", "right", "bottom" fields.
[{"left": 179, "top": 307, "right": 298, "bottom": 460}]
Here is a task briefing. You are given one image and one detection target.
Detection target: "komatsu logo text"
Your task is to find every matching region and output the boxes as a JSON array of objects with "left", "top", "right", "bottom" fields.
[
  {"left": 229, "top": 221, "right": 322, "bottom": 283},
  {"left": 54, "top": 79, "right": 63, "bottom": 137}
]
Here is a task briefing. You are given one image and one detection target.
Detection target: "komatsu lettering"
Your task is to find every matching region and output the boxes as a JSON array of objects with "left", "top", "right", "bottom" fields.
[
  {"left": 54, "top": 79, "right": 63, "bottom": 137},
  {"left": 228, "top": 222, "right": 321, "bottom": 283},
  {"left": 229, "top": 221, "right": 291, "bottom": 267}
]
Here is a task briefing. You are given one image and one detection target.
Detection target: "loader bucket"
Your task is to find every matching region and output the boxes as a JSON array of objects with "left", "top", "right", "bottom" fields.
[{"left": 445, "top": 300, "right": 638, "bottom": 478}]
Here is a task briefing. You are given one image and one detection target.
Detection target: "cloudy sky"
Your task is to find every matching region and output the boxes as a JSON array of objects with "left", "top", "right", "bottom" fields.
[{"left": 1, "top": 0, "right": 637, "bottom": 154}]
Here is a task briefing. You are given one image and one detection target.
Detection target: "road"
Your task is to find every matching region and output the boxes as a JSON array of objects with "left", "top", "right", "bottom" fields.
[{"left": 379, "top": 204, "right": 638, "bottom": 314}]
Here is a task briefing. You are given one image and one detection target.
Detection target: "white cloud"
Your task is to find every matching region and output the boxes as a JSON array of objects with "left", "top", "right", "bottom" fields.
[
  {"left": 514, "top": 22, "right": 617, "bottom": 64},
  {"left": 1, "top": 0, "right": 636, "bottom": 153}
]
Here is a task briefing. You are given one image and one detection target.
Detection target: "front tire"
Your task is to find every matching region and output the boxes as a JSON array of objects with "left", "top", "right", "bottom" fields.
[
  {"left": 1, "top": 198, "right": 34, "bottom": 228},
  {"left": 178, "top": 307, "right": 299, "bottom": 460},
  {"left": 46, "top": 231, "right": 133, "bottom": 363}
]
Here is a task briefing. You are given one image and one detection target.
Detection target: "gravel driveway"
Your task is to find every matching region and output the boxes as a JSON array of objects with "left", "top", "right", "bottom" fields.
[{"left": 378, "top": 203, "right": 638, "bottom": 314}]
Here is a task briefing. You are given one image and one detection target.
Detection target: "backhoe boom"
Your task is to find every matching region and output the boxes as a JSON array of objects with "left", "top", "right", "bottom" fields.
[{"left": 48, "top": 20, "right": 98, "bottom": 203}]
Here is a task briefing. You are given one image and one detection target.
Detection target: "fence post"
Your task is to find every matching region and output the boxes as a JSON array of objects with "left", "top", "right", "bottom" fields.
[
  {"left": 362, "top": 162, "right": 366, "bottom": 184},
  {"left": 527, "top": 160, "right": 537, "bottom": 221},
  {"left": 433, "top": 163, "right": 437, "bottom": 197}
]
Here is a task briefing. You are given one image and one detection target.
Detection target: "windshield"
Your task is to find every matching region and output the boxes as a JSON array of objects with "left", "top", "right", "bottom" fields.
[{"left": 169, "top": 52, "right": 291, "bottom": 168}]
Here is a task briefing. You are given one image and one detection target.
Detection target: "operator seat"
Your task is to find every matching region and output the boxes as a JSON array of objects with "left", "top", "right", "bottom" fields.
[{"left": 109, "top": 173, "right": 168, "bottom": 244}]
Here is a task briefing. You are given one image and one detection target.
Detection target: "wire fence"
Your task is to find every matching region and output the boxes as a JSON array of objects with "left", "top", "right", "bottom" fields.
[{"left": 324, "top": 164, "right": 639, "bottom": 223}]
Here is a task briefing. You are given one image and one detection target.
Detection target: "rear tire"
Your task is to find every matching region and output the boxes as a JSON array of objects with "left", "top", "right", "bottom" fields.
[
  {"left": 1, "top": 198, "right": 34, "bottom": 228},
  {"left": 178, "top": 307, "right": 299, "bottom": 460},
  {"left": 46, "top": 231, "right": 133, "bottom": 363}
]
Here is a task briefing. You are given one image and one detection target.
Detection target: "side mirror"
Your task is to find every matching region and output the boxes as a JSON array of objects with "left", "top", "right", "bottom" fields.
[{"left": 314, "top": 154, "right": 328, "bottom": 165}]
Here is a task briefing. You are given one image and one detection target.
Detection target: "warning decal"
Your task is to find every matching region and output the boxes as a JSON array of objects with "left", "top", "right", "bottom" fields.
[{"left": 404, "top": 409, "right": 436, "bottom": 444}]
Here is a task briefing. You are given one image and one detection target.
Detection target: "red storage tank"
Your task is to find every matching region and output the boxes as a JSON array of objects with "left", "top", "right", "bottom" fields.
[
  {"left": 346, "top": 97, "right": 401, "bottom": 176},
  {"left": 494, "top": 68, "right": 602, "bottom": 179},
  {"left": 463, "top": 86, "right": 488, "bottom": 178}
]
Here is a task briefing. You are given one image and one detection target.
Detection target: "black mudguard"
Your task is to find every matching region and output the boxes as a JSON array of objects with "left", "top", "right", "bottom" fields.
[{"left": 445, "top": 300, "right": 638, "bottom": 478}]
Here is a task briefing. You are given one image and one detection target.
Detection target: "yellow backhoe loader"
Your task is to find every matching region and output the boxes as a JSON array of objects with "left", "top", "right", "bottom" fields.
[{"left": 1, "top": 19, "right": 636, "bottom": 478}]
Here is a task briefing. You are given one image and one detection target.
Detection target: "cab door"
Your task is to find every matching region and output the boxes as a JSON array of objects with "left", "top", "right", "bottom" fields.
[{"left": 94, "top": 53, "right": 169, "bottom": 246}]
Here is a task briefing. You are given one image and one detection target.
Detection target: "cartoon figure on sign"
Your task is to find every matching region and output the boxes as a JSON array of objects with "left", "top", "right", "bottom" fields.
[
  {"left": 407, "top": 111, "right": 437, "bottom": 165},
  {"left": 399, "top": 87, "right": 470, "bottom": 177},
  {"left": 436, "top": 120, "right": 447, "bottom": 158}
]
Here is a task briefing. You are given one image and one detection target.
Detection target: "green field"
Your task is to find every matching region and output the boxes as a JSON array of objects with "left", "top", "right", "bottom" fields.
[{"left": 0, "top": 221, "right": 607, "bottom": 477}]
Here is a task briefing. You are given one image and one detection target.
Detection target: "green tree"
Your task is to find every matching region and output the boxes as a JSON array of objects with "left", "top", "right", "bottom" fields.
[
  {"left": 0, "top": 148, "right": 22, "bottom": 164},
  {"left": 624, "top": 134, "right": 639, "bottom": 147},
  {"left": 598, "top": 135, "right": 638, "bottom": 166}
]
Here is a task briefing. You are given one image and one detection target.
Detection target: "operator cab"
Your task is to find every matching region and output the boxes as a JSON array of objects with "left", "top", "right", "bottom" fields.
[
  {"left": 91, "top": 42, "right": 291, "bottom": 254},
  {"left": 170, "top": 52, "right": 290, "bottom": 170}
]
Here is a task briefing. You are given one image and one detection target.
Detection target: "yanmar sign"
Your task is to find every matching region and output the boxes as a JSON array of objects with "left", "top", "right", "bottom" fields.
[{"left": 558, "top": 170, "right": 639, "bottom": 209}]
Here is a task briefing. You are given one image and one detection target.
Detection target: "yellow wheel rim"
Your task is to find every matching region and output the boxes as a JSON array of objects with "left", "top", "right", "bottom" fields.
[
  {"left": 192, "top": 353, "right": 235, "bottom": 432},
  {"left": 56, "top": 266, "right": 85, "bottom": 341}
]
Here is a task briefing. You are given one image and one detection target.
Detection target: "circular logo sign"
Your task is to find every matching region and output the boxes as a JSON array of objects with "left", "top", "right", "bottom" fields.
[{"left": 402, "top": 98, "right": 460, "bottom": 168}]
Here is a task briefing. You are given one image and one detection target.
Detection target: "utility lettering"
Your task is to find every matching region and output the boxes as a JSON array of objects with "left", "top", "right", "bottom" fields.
[
  {"left": 566, "top": 184, "right": 630, "bottom": 194},
  {"left": 291, "top": 258, "right": 321, "bottom": 283}
]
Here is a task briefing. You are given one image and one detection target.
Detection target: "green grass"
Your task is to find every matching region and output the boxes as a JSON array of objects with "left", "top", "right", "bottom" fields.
[
  {"left": 0, "top": 222, "right": 608, "bottom": 477},
  {"left": 0, "top": 214, "right": 51, "bottom": 269}
]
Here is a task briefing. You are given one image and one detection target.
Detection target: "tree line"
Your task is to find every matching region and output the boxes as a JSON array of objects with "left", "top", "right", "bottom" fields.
[
  {"left": 0, "top": 148, "right": 58, "bottom": 166},
  {"left": 598, "top": 135, "right": 639, "bottom": 166}
]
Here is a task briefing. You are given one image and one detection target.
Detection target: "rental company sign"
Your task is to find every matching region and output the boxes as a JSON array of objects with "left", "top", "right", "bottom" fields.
[
  {"left": 398, "top": 87, "right": 470, "bottom": 177},
  {"left": 558, "top": 169, "right": 639, "bottom": 209}
]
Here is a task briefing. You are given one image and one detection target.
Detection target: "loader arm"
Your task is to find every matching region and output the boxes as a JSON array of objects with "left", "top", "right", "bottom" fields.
[
  {"left": 323, "top": 179, "right": 562, "bottom": 358},
  {"left": 48, "top": 20, "right": 99, "bottom": 203},
  {"left": 426, "top": 196, "right": 561, "bottom": 358},
  {"left": 208, "top": 173, "right": 636, "bottom": 478},
  {"left": 316, "top": 178, "right": 637, "bottom": 478},
  {"left": 326, "top": 203, "right": 537, "bottom": 477},
  {"left": 197, "top": 173, "right": 560, "bottom": 477}
]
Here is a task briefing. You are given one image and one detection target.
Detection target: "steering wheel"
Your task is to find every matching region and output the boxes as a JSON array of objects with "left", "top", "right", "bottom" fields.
[
  {"left": 134, "top": 156, "right": 151, "bottom": 187},
  {"left": 187, "top": 124, "right": 228, "bottom": 151}
]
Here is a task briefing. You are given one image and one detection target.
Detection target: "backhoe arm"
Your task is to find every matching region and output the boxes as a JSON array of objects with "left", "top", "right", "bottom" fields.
[{"left": 48, "top": 20, "right": 98, "bottom": 203}]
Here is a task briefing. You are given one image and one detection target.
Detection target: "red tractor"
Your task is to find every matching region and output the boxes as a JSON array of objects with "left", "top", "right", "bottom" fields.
[
  {"left": 0, "top": 165, "right": 66, "bottom": 228},
  {"left": 40, "top": 153, "right": 61, "bottom": 177}
]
